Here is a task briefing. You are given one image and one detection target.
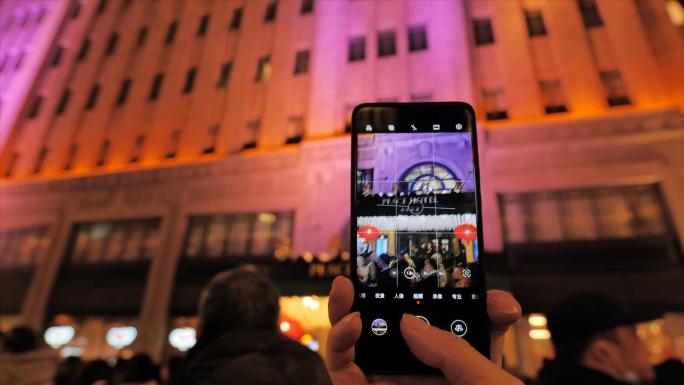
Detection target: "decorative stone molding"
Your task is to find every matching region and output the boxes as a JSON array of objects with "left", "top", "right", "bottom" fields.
[{"left": 484, "top": 107, "right": 684, "bottom": 147}]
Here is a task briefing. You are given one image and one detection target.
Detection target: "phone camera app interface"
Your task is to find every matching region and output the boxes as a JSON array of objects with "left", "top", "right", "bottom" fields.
[{"left": 356, "top": 130, "right": 480, "bottom": 292}]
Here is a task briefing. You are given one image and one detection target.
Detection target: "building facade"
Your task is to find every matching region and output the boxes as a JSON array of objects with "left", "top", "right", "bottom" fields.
[{"left": 1, "top": 0, "right": 684, "bottom": 376}]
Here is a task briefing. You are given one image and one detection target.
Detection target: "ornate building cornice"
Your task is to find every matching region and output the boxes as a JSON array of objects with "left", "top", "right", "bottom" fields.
[{"left": 484, "top": 107, "right": 684, "bottom": 147}]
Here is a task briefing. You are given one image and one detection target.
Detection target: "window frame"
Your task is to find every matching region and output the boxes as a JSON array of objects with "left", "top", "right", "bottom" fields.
[
  {"left": 348, "top": 36, "right": 366, "bottom": 62},
  {"left": 408, "top": 25, "right": 428, "bottom": 52},
  {"left": 524, "top": 9, "right": 548, "bottom": 37},
  {"left": 473, "top": 18, "right": 495, "bottom": 46},
  {"left": 377, "top": 29, "right": 397, "bottom": 57}
]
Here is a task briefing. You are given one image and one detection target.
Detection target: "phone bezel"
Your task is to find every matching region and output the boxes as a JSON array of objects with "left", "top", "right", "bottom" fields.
[{"left": 349, "top": 102, "right": 491, "bottom": 375}]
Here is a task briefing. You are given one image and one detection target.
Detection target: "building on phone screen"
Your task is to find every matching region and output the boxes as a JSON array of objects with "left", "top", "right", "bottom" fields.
[{"left": 1, "top": 0, "right": 683, "bottom": 378}]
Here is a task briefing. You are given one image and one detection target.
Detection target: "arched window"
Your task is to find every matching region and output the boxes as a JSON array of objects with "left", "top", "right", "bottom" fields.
[{"left": 400, "top": 162, "right": 460, "bottom": 194}]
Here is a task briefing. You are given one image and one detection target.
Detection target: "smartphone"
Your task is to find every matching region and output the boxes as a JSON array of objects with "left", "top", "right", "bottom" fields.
[{"left": 351, "top": 102, "right": 490, "bottom": 375}]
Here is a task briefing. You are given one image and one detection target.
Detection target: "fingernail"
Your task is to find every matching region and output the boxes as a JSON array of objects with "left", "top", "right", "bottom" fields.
[{"left": 402, "top": 314, "right": 430, "bottom": 333}]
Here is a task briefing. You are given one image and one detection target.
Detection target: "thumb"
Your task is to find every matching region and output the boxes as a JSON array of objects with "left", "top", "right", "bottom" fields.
[{"left": 400, "top": 314, "right": 522, "bottom": 385}]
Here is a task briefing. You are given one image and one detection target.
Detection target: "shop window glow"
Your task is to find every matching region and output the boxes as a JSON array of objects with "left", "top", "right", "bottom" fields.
[
  {"left": 44, "top": 326, "right": 75, "bottom": 348},
  {"left": 257, "top": 212, "right": 276, "bottom": 224},
  {"left": 528, "top": 314, "right": 547, "bottom": 327},
  {"left": 302, "top": 296, "right": 320, "bottom": 310},
  {"left": 169, "top": 327, "right": 196, "bottom": 352},
  {"left": 300, "top": 334, "right": 319, "bottom": 352},
  {"left": 60, "top": 346, "right": 84, "bottom": 358},
  {"left": 106, "top": 326, "right": 137, "bottom": 349},
  {"left": 529, "top": 329, "right": 551, "bottom": 340}
]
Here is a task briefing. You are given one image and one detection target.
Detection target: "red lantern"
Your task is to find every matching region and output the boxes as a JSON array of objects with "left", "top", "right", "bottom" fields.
[
  {"left": 454, "top": 224, "right": 477, "bottom": 241},
  {"left": 358, "top": 225, "right": 381, "bottom": 242}
]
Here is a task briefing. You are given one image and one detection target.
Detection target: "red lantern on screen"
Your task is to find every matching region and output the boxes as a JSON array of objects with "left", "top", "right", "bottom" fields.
[
  {"left": 358, "top": 225, "right": 381, "bottom": 242},
  {"left": 454, "top": 224, "right": 477, "bottom": 241}
]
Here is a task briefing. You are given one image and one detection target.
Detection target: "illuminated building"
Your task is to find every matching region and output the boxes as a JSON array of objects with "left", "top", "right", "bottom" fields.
[{"left": 1, "top": 0, "right": 683, "bottom": 374}]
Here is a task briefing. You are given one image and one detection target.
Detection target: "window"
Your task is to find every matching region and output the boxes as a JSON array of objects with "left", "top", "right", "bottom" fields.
[
  {"left": 264, "top": 1, "right": 277, "bottom": 22},
  {"left": 27, "top": 95, "right": 43, "bottom": 119},
  {"left": 408, "top": 25, "right": 428, "bottom": 52},
  {"left": 55, "top": 89, "right": 71, "bottom": 115},
  {"left": 356, "top": 169, "right": 374, "bottom": 195},
  {"left": 3, "top": 153, "right": 18, "bottom": 177},
  {"left": 15, "top": 52, "right": 24, "bottom": 70},
  {"left": 105, "top": 33, "right": 119, "bottom": 56},
  {"left": 410, "top": 92, "right": 432, "bottom": 102},
  {"left": 64, "top": 144, "right": 78, "bottom": 170},
  {"left": 85, "top": 85, "right": 100, "bottom": 110},
  {"left": 0, "top": 226, "right": 50, "bottom": 266},
  {"left": 165, "top": 21, "right": 178, "bottom": 44},
  {"left": 96, "top": 140, "right": 110, "bottom": 166},
  {"left": 130, "top": 135, "right": 145, "bottom": 163},
  {"left": 600, "top": 70, "right": 631, "bottom": 106},
  {"left": 348, "top": 36, "right": 366, "bottom": 62},
  {"left": 473, "top": 18, "right": 494, "bottom": 45},
  {"left": 254, "top": 56, "right": 271, "bottom": 82},
  {"left": 3, "top": 16, "right": 14, "bottom": 31},
  {"left": 50, "top": 46, "right": 64, "bottom": 67},
  {"left": 540, "top": 79, "right": 568, "bottom": 114},
  {"left": 377, "top": 30, "right": 396, "bottom": 57},
  {"left": 35, "top": 8, "right": 46, "bottom": 24},
  {"left": 182, "top": 68, "right": 197, "bottom": 94},
  {"left": 165, "top": 130, "right": 181, "bottom": 159},
  {"left": 202, "top": 125, "right": 220, "bottom": 154},
  {"left": 33, "top": 147, "right": 48, "bottom": 174},
  {"left": 244, "top": 119, "right": 260, "bottom": 149},
  {"left": 293, "top": 50, "right": 310, "bottom": 75},
  {"left": 182, "top": 212, "right": 294, "bottom": 258},
  {"left": 116, "top": 78, "right": 131, "bottom": 106},
  {"left": 230, "top": 7, "right": 243, "bottom": 30},
  {"left": 66, "top": 219, "right": 161, "bottom": 263},
  {"left": 216, "top": 62, "right": 232, "bottom": 88},
  {"left": 197, "top": 14, "right": 210, "bottom": 36},
  {"left": 301, "top": 0, "right": 314, "bottom": 14},
  {"left": 525, "top": 10, "right": 547, "bottom": 37},
  {"left": 500, "top": 184, "right": 673, "bottom": 244},
  {"left": 96, "top": 0, "right": 107, "bottom": 14},
  {"left": 20, "top": 13, "right": 30, "bottom": 27},
  {"left": 77, "top": 39, "right": 90, "bottom": 61},
  {"left": 286, "top": 115, "right": 304, "bottom": 144},
  {"left": 69, "top": 2, "right": 81, "bottom": 19},
  {"left": 0, "top": 55, "right": 7, "bottom": 73},
  {"left": 482, "top": 87, "right": 508, "bottom": 120},
  {"left": 137, "top": 27, "right": 148, "bottom": 47},
  {"left": 577, "top": 0, "right": 604, "bottom": 28},
  {"left": 149, "top": 73, "right": 163, "bottom": 100}
]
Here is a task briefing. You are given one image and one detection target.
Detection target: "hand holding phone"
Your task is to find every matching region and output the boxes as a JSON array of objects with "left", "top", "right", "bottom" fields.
[{"left": 326, "top": 276, "right": 523, "bottom": 385}]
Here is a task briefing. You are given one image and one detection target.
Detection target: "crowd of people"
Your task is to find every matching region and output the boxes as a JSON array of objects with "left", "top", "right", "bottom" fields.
[
  {"left": 1, "top": 267, "right": 683, "bottom": 385},
  {"left": 0, "top": 327, "right": 179, "bottom": 385},
  {"left": 357, "top": 238, "right": 474, "bottom": 288}
]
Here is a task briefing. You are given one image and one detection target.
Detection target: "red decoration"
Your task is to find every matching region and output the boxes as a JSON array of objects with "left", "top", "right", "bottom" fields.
[
  {"left": 358, "top": 225, "right": 381, "bottom": 242},
  {"left": 454, "top": 224, "right": 477, "bottom": 241},
  {"left": 278, "top": 316, "right": 303, "bottom": 341}
]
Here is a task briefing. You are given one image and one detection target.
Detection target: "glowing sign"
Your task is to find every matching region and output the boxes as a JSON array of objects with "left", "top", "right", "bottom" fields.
[
  {"left": 44, "top": 326, "right": 75, "bottom": 348},
  {"left": 106, "top": 326, "right": 137, "bottom": 349},
  {"left": 168, "top": 327, "right": 196, "bottom": 352}
]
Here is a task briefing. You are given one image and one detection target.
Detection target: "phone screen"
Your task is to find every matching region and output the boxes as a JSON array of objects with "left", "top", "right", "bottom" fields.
[{"left": 351, "top": 103, "right": 489, "bottom": 375}]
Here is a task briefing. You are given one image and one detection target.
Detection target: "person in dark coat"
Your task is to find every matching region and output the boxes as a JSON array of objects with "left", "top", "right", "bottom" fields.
[
  {"left": 181, "top": 266, "right": 332, "bottom": 385},
  {"left": 535, "top": 293, "right": 657, "bottom": 385}
]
